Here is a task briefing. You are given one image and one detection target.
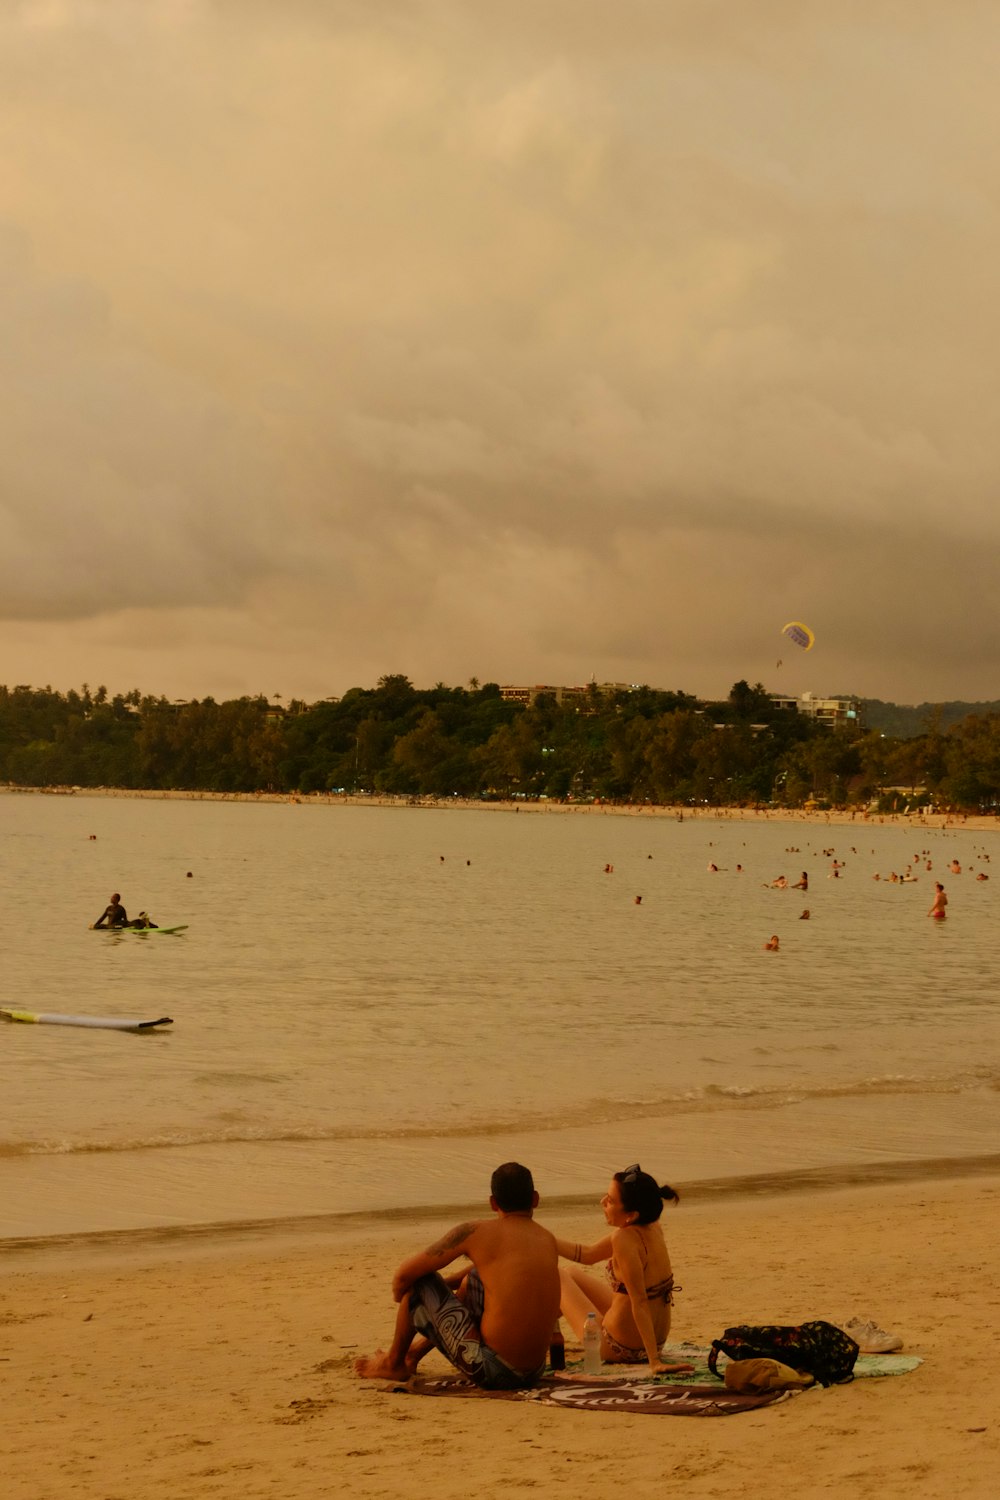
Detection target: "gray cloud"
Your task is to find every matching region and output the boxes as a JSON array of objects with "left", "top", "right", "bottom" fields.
[{"left": 2, "top": 3, "right": 1000, "bottom": 704}]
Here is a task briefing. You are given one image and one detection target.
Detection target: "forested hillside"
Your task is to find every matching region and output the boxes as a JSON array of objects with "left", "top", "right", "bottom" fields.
[{"left": 3, "top": 678, "right": 1000, "bottom": 812}]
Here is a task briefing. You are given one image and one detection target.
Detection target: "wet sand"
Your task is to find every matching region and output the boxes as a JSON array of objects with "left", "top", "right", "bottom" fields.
[{"left": 3, "top": 1176, "right": 997, "bottom": 1499}]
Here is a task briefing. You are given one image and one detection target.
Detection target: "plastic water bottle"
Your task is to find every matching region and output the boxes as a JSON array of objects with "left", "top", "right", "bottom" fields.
[{"left": 582, "top": 1312, "right": 601, "bottom": 1374}]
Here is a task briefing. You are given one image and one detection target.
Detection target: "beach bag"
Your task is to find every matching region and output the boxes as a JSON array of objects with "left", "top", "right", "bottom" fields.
[
  {"left": 723, "top": 1358, "right": 816, "bottom": 1394},
  {"left": 708, "top": 1321, "right": 859, "bottom": 1387}
]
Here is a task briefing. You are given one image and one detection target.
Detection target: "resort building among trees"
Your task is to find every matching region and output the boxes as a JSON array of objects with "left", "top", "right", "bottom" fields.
[{"left": 769, "top": 692, "right": 862, "bottom": 731}]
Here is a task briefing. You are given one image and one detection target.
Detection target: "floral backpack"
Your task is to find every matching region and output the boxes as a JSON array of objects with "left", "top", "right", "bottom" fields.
[{"left": 708, "top": 1320, "right": 860, "bottom": 1387}]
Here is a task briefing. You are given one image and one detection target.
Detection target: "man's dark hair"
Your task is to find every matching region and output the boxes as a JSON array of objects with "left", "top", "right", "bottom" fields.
[{"left": 490, "top": 1161, "right": 535, "bottom": 1212}]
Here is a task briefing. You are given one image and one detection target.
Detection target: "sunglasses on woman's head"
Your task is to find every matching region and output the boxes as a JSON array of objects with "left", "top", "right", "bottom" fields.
[{"left": 620, "top": 1163, "right": 641, "bottom": 1183}]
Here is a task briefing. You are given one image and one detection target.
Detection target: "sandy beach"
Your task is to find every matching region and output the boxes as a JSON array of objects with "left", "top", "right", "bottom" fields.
[
  {"left": 3, "top": 1175, "right": 997, "bottom": 1500},
  {"left": 7, "top": 782, "right": 1000, "bottom": 836}
]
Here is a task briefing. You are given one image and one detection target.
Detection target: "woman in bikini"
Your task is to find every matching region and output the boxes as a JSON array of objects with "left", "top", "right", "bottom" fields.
[{"left": 554, "top": 1164, "right": 693, "bottom": 1376}]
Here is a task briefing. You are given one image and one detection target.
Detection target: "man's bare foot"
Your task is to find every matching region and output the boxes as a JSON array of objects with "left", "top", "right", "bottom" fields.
[{"left": 354, "top": 1349, "right": 411, "bottom": 1381}]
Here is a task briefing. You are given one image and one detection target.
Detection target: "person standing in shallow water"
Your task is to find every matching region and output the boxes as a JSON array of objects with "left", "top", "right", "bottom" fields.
[{"left": 929, "top": 882, "right": 948, "bottom": 921}]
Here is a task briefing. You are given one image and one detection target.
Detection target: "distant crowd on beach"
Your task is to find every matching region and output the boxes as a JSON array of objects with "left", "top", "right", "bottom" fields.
[{"left": 4, "top": 783, "right": 999, "bottom": 834}]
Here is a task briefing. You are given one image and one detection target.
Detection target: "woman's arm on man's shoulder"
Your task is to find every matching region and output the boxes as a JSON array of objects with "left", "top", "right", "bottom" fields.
[{"left": 553, "top": 1234, "right": 613, "bottom": 1265}]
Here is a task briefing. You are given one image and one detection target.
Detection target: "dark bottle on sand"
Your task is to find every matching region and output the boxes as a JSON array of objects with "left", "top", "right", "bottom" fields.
[{"left": 549, "top": 1321, "right": 566, "bottom": 1370}]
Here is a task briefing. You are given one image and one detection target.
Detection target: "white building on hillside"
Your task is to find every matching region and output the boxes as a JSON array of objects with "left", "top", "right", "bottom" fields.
[{"left": 769, "top": 692, "right": 861, "bottom": 730}]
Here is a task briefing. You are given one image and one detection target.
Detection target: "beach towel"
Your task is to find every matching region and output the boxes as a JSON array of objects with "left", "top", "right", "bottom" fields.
[
  {"left": 387, "top": 1347, "right": 921, "bottom": 1416},
  {"left": 657, "top": 1343, "right": 921, "bottom": 1382},
  {"left": 397, "top": 1373, "right": 790, "bottom": 1415}
]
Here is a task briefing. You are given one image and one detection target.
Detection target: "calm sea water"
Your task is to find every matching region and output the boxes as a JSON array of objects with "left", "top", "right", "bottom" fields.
[{"left": 3, "top": 792, "right": 999, "bottom": 1239}]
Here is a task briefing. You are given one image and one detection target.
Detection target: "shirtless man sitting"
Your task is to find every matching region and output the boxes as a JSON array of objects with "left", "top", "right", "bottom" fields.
[{"left": 354, "top": 1162, "right": 559, "bottom": 1390}]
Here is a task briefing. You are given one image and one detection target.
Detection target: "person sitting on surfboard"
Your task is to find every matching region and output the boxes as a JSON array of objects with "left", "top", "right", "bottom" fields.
[{"left": 92, "top": 893, "right": 129, "bottom": 928}]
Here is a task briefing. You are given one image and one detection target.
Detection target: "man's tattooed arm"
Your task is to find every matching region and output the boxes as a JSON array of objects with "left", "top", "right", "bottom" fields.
[{"left": 424, "top": 1221, "right": 476, "bottom": 1258}]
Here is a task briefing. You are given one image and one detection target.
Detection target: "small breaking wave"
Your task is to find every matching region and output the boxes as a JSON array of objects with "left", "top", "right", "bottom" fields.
[{"left": 2, "top": 1065, "right": 997, "bottom": 1159}]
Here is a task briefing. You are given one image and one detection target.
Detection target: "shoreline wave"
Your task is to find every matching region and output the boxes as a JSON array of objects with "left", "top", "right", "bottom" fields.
[{"left": 3, "top": 1068, "right": 996, "bottom": 1158}]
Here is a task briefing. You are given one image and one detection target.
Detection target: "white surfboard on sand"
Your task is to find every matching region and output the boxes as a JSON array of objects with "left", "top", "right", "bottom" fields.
[{"left": 0, "top": 1008, "right": 173, "bottom": 1032}]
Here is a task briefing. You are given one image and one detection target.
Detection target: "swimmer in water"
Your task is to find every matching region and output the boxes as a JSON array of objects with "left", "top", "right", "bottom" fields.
[
  {"left": 763, "top": 935, "right": 780, "bottom": 951},
  {"left": 928, "top": 883, "right": 948, "bottom": 920},
  {"left": 799, "top": 909, "right": 810, "bottom": 920},
  {"left": 91, "top": 893, "right": 129, "bottom": 929}
]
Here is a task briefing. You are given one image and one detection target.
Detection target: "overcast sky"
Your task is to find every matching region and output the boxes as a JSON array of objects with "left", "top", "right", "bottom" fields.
[{"left": 2, "top": 1, "right": 999, "bottom": 707}]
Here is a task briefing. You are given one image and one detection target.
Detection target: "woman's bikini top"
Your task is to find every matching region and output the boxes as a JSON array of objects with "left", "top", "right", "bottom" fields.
[{"left": 605, "top": 1262, "right": 676, "bottom": 1301}]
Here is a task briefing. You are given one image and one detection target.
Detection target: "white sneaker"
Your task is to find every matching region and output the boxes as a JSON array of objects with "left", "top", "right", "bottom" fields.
[{"left": 840, "top": 1317, "right": 903, "bottom": 1354}]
